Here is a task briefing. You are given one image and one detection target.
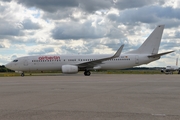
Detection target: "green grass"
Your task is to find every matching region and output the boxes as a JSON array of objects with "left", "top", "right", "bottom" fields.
[
  {"left": 1, "top": 70, "right": 178, "bottom": 77},
  {"left": 103, "top": 70, "right": 162, "bottom": 74},
  {"left": 0, "top": 73, "right": 20, "bottom": 77},
  {"left": 0, "top": 72, "right": 62, "bottom": 77}
]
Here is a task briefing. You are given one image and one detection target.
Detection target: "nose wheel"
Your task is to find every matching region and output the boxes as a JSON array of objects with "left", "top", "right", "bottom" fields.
[
  {"left": 21, "top": 72, "right": 25, "bottom": 77},
  {"left": 84, "top": 70, "right": 91, "bottom": 76}
]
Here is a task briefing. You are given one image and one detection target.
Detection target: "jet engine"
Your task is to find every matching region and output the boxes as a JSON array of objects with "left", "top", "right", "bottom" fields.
[
  {"left": 161, "top": 69, "right": 165, "bottom": 73},
  {"left": 62, "top": 65, "right": 78, "bottom": 74},
  {"left": 161, "top": 69, "right": 170, "bottom": 73}
]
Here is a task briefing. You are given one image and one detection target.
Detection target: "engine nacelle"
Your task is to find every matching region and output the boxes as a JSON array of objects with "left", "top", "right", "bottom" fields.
[
  {"left": 161, "top": 69, "right": 165, "bottom": 73},
  {"left": 62, "top": 65, "right": 78, "bottom": 74}
]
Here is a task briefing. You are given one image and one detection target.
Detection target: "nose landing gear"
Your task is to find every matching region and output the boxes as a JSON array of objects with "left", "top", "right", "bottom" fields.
[{"left": 21, "top": 72, "right": 25, "bottom": 77}]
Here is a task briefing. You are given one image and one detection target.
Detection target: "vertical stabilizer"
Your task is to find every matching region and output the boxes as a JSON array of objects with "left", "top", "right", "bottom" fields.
[
  {"left": 127, "top": 25, "right": 164, "bottom": 54},
  {"left": 176, "top": 58, "right": 178, "bottom": 66}
]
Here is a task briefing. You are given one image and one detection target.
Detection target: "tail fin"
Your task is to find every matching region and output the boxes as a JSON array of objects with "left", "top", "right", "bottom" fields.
[
  {"left": 127, "top": 25, "right": 164, "bottom": 54},
  {"left": 176, "top": 58, "right": 178, "bottom": 66}
]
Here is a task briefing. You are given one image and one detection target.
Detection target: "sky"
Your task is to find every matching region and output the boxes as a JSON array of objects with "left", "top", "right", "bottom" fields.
[{"left": 0, "top": 0, "right": 180, "bottom": 67}]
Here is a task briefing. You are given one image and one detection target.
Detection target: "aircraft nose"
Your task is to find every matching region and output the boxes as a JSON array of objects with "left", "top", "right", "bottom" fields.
[{"left": 5, "top": 63, "right": 12, "bottom": 69}]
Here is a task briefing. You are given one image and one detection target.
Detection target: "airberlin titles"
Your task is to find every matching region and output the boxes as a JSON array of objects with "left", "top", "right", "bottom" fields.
[
  {"left": 37, "top": 56, "right": 130, "bottom": 61},
  {"left": 38, "top": 56, "right": 60, "bottom": 60}
]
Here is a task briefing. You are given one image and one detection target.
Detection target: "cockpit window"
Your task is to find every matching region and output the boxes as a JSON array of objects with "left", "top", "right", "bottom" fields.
[{"left": 13, "top": 60, "right": 18, "bottom": 62}]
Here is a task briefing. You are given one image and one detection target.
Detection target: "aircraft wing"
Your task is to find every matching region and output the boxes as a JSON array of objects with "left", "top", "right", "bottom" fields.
[
  {"left": 148, "top": 50, "right": 174, "bottom": 58},
  {"left": 77, "top": 44, "right": 124, "bottom": 68}
]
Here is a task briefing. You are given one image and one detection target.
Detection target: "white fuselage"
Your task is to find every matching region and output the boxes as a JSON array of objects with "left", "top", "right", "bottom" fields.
[
  {"left": 5, "top": 25, "right": 174, "bottom": 76},
  {"left": 165, "top": 66, "right": 179, "bottom": 71},
  {"left": 5, "top": 53, "right": 159, "bottom": 72}
]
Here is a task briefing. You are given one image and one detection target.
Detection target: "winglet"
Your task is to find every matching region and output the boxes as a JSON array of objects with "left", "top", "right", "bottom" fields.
[{"left": 112, "top": 44, "right": 124, "bottom": 58}]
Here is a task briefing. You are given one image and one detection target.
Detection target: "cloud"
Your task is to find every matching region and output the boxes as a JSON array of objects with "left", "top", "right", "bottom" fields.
[
  {"left": 11, "top": 54, "right": 18, "bottom": 60},
  {"left": 160, "top": 41, "right": 180, "bottom": 51},
  {"left": 1, "top": 0, "right": 12, "bottom": 2},
  {"left": 52, "top": 20, "right": 107, "bottom": 40},
  {"left": 0, "top": 19, "right": 24, "bottom": 36},
  {"left": 0, "top": 1, "right": 42, "bottom": 39},
  {"left": 79, "top": 0, "right": 113, "bottom": 13},
  {"left": 0, "top": 44, "right": 5, "bottom": 48},
  {"left": 22, "top": 19, "right": 41, "bottom": 30},
  {"left": 43, "top": 8, "right": 76, "bottom": 20},
  {"left": 28, "top": 46, "right": 55, "bottom": 55},
  {"left": 15, "top": 0, "right": 166, "bottom": 14},
  {"left": 107, "top": 5, "right": 180, "bottom": 25},
  {"left": 175, "top": 31, "right": 180, "bottom": 38},
  {"left": 16, "top": 0, "right": 112, "bottom": 13},
  {"left": 0, "top": 40, "right": 10, "bottom": 48},
  {"left": 16, "top": 0, "right": 79, "bottom": 12},
  {"left": 115, "top": 0, "right": 165, "bottom": 10}
]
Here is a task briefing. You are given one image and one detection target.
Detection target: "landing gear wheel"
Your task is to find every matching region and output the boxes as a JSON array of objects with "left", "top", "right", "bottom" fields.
[
  {"left": 21, "top": 73, "right": 25, "bottom": 77},
  {"left": 84, "top": 70, "right": 91, "bottom": 76}
]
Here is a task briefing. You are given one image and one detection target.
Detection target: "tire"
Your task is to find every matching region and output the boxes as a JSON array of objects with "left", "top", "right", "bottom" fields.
[
  {"left": 21, "top": 73, "right": 24, "bottom": 77},
  {"left": 84, "top": 70, "right": 91, "bottom": 76}
]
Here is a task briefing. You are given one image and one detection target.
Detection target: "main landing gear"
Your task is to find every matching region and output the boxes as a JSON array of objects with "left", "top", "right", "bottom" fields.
[{"left": 84, "top": 70, "right": 91, "bottom": 76}]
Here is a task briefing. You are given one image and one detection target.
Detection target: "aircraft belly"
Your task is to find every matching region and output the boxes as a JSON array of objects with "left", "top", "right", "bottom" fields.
[
  {"left": 101, "top": 61, "right": 135, "bottom": 70},
  {"left": 28, "top": 62, "right": 61, "bottom": 71}
]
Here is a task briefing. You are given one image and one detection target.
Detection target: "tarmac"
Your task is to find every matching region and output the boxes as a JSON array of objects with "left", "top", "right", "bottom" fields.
[{"left": 0, "top": 74, "right": 180, "bottom": 120}]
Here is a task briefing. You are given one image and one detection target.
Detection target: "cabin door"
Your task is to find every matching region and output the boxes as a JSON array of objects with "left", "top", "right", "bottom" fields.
[
  {"left": 24, "top": 58, "right": 28, "bottom": 66},
  {"left": 23, "top": 57, "right": 30, "bottom": 71},
  {"left": 135, "top": 55, "right": 139, "bottom": 64}
]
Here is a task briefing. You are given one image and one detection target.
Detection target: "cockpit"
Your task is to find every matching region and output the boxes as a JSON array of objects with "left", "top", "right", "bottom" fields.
[
  {"left": 5, "top": 59, "right": 19, "bottom": 71},
  {"left": 13, "top": 60, "right": 18, "bottom": 62}
]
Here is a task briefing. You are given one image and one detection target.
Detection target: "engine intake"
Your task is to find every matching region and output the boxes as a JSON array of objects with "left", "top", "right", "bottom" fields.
[{"left": 161, "top": 69, "right": 164, "bottom": 73}]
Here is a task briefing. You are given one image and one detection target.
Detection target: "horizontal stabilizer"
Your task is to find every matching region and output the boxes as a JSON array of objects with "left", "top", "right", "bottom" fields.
[{"left": 148, "top": 51, "right": 174, "bottom": 58}]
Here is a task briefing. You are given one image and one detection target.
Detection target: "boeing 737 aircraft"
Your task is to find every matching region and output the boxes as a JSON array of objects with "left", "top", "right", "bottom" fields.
[
  {"left": 5, "top": 25, "right": 174, "bottom": 76},
  {"left": 161, "top": 58, "right": 180, "bottom": 74}
]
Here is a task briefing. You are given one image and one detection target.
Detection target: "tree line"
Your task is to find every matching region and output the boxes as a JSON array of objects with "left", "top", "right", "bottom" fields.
[{"left": 0, "top": 65, "right": 14, "bottom": 72}]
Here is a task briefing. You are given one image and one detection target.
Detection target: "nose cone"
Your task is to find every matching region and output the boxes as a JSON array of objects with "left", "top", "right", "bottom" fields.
[{"left": 5, "top": 63, "right": 12, "bottom": 70}]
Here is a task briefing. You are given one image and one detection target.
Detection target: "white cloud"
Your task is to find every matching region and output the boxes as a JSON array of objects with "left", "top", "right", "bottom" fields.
[
  {"left": 162, "top": 0, "right": 180, "bottom": 8},
  {"left": 0, "top": 40, "right": 10, "bottom": 48}
]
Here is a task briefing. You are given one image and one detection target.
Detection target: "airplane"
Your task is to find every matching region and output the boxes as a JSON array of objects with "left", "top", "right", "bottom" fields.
[
  {"left": 161, "top": 58, "right": 180, "bottom": 74},
  {"left": 5, "top": 25, "right": 174, "bottom": 76}
]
